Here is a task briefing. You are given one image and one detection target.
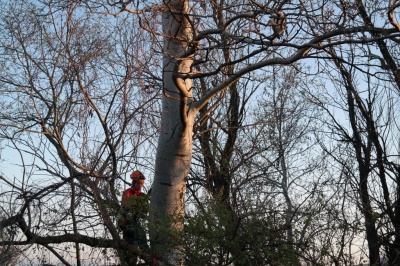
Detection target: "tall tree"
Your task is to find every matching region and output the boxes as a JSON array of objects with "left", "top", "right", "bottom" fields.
[
  {"left": 149, "top": 0, "right": 194, "bottom": 263},
  {"left": 141, "top": 0, "right": 400, "bottom": 262}
]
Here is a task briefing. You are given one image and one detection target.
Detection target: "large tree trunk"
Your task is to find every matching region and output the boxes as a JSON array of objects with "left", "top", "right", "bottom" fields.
[{"left": 149, "top": 0, "right": 193, "bottom": 264}]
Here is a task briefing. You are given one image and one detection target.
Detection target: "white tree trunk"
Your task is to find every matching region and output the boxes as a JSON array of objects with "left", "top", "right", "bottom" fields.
[{"left": 149, "top": 0, "right": 193, "bottom": 264}]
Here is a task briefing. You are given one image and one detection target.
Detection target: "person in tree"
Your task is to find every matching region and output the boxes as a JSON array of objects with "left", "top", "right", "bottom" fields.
[{"left": 119, "top": 170, "right": 150, "bottom": 264}]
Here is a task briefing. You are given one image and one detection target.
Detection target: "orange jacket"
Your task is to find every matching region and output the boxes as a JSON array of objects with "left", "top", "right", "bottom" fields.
[
  {"left": 119, "top": 188, "right": 148, "bottom": 228},
  {"left": 121, "top": 188, "right": 145, "bottom": 207}
]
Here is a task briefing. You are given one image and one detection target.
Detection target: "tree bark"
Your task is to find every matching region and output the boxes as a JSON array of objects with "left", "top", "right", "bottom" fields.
[{"left": 149, "top": 0, "right": 193, "bottom": 264}]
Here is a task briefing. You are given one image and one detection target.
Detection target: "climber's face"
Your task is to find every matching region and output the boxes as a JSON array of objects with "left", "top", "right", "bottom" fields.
[{"left": 132, "top": 180, "right": 144, "bottom": 191}]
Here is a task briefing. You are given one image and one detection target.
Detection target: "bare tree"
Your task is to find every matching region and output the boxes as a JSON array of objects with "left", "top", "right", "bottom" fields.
[
  {"left": 0, "top": 2, "right": 160, "bottom": 265},
  {"left": 311, "top": 39, "right": 400, "bottom": 264}
]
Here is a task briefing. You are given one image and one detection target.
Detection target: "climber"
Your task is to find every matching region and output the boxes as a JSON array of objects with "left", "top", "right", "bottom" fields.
[{"left": 119, "top": 170, "right": 150, "bottom": 264}]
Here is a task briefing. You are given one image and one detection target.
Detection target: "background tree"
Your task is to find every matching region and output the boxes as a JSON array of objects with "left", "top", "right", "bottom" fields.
[
  {"left": 0, "top": 211, "right": 21, "bottom": 266},
  {"left": 307, "top": 35, "right": 400, "bottom": 264},
  {"left": 0, "top": 1, "right": 160, "bottom": 265},
  {"left": 184, "top": 63, "right": 363, "bottom": 265}
]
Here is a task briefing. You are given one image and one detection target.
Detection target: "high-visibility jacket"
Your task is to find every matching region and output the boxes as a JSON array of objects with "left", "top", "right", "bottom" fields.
[
  {"left": 119, "top": 188, "right": 149, "bottom": 228},
  {"left": 122, "top": 188, "right": 145, "bottom": 207}
]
